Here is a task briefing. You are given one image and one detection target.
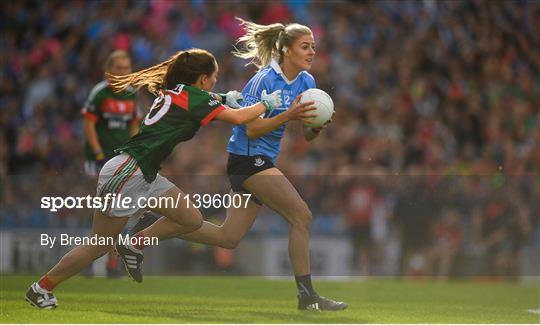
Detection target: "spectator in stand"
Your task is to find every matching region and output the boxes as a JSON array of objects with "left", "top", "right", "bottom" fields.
[{"left": 346, "top": 178, "right": 376, "bottom": 275}]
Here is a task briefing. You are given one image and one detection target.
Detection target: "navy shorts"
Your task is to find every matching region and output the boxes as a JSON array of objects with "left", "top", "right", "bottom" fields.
[{"left": 226, "top": 153, "right": 274, "bottom": 205}]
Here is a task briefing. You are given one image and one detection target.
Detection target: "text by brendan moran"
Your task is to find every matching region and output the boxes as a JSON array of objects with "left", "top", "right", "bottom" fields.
[{"left": 40, "top": 234, "right": 158, "bottom": 248}]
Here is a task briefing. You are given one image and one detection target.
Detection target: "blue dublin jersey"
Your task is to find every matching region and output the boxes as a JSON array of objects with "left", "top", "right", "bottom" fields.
[{"left": 227, "top": 59, "right": 316, "bottom": 162}]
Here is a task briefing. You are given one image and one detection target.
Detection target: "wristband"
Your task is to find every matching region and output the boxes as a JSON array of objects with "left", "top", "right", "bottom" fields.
[
  {"left": 261, "top": 100, "right": 272, "bottom": 113},
  {"left": 95, "top": 152, "right": 105, "bottom": 161}
]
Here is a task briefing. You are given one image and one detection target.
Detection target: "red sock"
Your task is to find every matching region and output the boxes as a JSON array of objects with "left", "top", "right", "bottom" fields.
[
  {"left": 132, "top": 232, "right": 147, "bottom": 250},
  {"left": 106, "top": 252, "right": 118, "bottom": 269},
  {"left": 38, "top": 275, "right": 57, "bottom": 291}
]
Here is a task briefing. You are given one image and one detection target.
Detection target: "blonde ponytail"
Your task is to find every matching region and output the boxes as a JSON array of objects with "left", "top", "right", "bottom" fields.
[
  {"left": 232, "top": 17, "right": 313, "bottom": 70},
  {"left": 232, "top": 17, "right": 285, "bottom": 69}
]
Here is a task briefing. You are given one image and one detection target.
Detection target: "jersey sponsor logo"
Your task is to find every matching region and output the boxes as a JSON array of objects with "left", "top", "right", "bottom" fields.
[
  {"left": 243, "top": 94, "right": 259, "bottom": 106},
  {"left": 102, "top": 99, "right": 135, "bottom": 115},
  {"left": 254, "top": 157, "right": 265, "bottom": 167}
]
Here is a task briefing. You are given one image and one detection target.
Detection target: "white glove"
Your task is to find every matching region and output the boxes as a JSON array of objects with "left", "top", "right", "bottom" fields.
[
  {"left": 225, "top": 90, "right": 243, "bottom": 109},
  {"left": 261, "top": 89, "right": 282, "bottom": 112}
]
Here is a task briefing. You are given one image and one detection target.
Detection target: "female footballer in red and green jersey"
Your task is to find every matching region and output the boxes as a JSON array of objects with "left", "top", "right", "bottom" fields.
[
  {"left": 82, "top": 50, "right": 142, "bottom": 176},
  {"left": 25, "top": 48, "right": 283, "bottom": 309},
  {"left": 82, "top": 50, "right": 141, "bottom": 278}
]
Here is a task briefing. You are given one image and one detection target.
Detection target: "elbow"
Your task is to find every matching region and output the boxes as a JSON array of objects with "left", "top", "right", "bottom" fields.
[
  {"left": 303, "top": 132, "right": 315, "bottom": 142},
  {"left": 232, "top": 115, "right": 245, "bottom": 125},
  {"left": 83, "top": 124, "right": 92, "bottom": 138}
]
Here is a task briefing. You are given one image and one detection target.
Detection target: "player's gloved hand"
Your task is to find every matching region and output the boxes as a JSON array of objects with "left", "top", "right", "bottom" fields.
[
  {"left": 261, "top": 89, "right": 282, "bottom": 113},
  {"left": 224, "top": 90, "right": 244, "bottom": 109},
  {"left": 95, "top": 152, "right": 106, "bottom": 168}
]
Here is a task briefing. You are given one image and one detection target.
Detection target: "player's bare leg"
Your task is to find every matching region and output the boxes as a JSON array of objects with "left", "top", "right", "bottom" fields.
[
  {"left": 118, "top": 190, "right": 259, "bottom": 283},
  {"left": 242, "top": 168, "right": 312, "bottom": 275},
  {"left": 180, "top": 198, "right": 260, "bottom": 248},
  {"left": 27, "top": 211, "right": 128, "bottom": 308},
  {"left": 243, "top": 168, "right": 347, "bottom": 311},
  {"left": 148, "top": 186, "right": 204, "bottom": 234},
  {"left": 140, "top": 190, "right": 261, "bottom": 247},
  {"left": 137, "top": 169, "right": 317, "bottom": 276}
]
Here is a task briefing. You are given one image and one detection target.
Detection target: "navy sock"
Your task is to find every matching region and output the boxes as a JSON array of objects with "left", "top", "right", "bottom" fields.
[{"left": 295, "top": 274, "right": 317, "bottom": 298}]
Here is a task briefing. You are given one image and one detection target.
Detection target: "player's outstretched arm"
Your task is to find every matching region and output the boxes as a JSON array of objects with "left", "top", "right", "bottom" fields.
[
  {"left": 215, "top": 104, "right": 265, "bottom": 125},
  {"left": 215, "top": 89, "right": 283, "bottom": 125},
  {"left": 246, "top": 95, "right": 316, "bottom": 139}
]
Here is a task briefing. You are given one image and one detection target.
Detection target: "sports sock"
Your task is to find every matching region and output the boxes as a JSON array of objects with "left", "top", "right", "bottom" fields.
[
  {"left": 37, "top": 274, "right": 57, "bottom": 292},
  {"left": 132, "top": 232, "right": 147, "bottom": 250},
  {"left": 106, "top": 252, "right": 118, "bottom": 269},
  {"left": 295, "top": 274, "right": 317, "bottom": 298}
]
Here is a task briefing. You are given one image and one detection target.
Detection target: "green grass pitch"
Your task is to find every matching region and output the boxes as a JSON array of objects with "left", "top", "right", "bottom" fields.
[{"left": 1, "top": 275, "right": 539, "bottom": 323}]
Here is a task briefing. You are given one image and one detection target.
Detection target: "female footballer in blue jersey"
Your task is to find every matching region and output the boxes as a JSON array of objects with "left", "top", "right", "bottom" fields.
[{"left": 120, "top": 19, "right": 346, "bottom": 311}]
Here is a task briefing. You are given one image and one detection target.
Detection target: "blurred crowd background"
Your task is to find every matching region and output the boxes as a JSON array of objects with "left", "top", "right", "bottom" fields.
[{"left": 1, "top": 0, "right": 539, "bottom": 278}]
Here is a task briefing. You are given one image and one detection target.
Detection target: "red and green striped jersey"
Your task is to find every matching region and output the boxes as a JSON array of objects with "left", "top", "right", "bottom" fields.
[
  {"left": 116, "top": 84, "right": 227, "bottom": 182},
  {"left": 81, "top": 80, "right": 141, "bottom": 160}
]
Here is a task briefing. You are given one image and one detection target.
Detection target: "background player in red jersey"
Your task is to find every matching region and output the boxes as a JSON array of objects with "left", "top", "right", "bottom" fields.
[
  {"left": 25, "top": 48, "right": 283, "bottom": 309},
  {"left": 82, "top": 50, "right": 141, "bottom": 278},
  {"left": 82, "top": 50, "right": 141, "bottom": 176}
]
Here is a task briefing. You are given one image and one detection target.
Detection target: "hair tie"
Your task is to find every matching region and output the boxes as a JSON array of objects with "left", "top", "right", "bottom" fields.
[{"left": 277, "top": 29, "right": 287, "bottom": 53}]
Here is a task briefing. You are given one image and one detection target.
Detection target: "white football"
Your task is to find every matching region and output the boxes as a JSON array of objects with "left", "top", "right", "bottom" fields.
[{"left": 299, "top": 88, "right": 334, "bottom": 128}]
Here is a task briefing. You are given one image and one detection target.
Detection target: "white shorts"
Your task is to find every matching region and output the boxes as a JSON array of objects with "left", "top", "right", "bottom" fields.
[{"left": 96, "top": 153, "right": 175, "bottom": 217}]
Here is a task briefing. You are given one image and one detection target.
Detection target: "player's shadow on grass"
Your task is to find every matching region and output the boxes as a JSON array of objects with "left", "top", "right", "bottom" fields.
[
  {"left": 249, "top": 310, "right": 367, "bottom": 324},
  {"left": 94, "top": 295, "right": 366, "bottom": 323},
  {"left": 102, "top": 309, "right": 252, "bottom": 323},
  {"left": 103, "top": 307, "right": 366, "bottom": 324}
]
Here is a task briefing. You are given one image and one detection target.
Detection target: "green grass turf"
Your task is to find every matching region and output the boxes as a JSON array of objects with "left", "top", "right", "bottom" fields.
[{"left": 1, "top": 275, "right": 539, "bottom": 323}]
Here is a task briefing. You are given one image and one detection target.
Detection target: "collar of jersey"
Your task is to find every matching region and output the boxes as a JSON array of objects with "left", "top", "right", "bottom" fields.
[{"left": 270, "top": 59, "right": 303, "bottom": 85}]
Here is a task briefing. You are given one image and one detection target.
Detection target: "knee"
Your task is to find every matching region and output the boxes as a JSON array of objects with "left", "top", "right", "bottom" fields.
[
  {"left": 221, "top": 237, "right": 240, "bottom": 250},
  {"left": 291, "top": 207, "right": 312, "bottom": 231},
  {"left": 184, "top": 216, "right": 203, "bottom": 233},
  {"left": 169, "top": 210, "right": 203, "bottom": 233},
  {"left": 221, "top": 229, "right": 242, "bottom": 250}
]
